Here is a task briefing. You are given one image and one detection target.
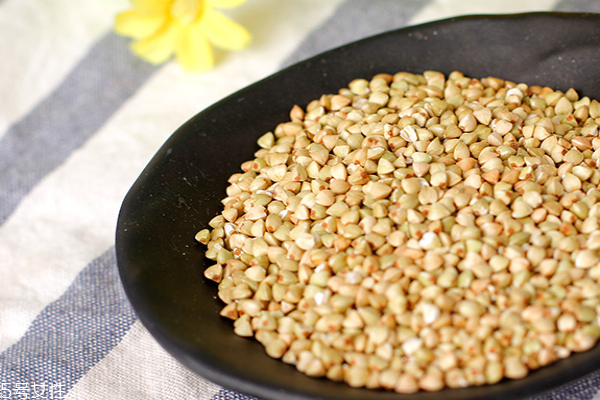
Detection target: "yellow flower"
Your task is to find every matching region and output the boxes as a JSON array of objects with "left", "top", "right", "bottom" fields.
[{"left": 115, "top": 0, "right": 251, "bottom": 71}]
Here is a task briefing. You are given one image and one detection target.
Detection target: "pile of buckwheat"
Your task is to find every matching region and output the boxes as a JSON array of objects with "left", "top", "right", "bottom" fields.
[{"left": 195, "top": 70, "right": 600, "bottom": 393}]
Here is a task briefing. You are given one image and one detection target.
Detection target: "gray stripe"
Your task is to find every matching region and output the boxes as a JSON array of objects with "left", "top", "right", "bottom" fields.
[
  {"left": 0, "top": 248, "right": 137, "bottom": 393},
  {"left": 526, "top": 372, "right": 600, "bottom": 400},
  {"left": 214, "top": 388, "right": 261, "bottom": 400},
  {"left": 554, "top": 0, "right": 600, "bottom": 12},
  {"left": 281, "top": 0, "right": 434, "bottom": 68},
  {"left": 0, "top": 33, "right": 157, "bottom": 224}
]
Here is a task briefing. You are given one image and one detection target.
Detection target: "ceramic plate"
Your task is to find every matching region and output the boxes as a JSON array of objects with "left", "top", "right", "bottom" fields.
[{"left": 116, "top": 13, "right": 600, "bottom": 400}]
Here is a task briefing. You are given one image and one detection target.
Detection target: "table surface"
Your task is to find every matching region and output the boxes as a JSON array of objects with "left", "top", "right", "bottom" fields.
[{"left": 2, "top": 0, "right": 600, "bottom": 399}]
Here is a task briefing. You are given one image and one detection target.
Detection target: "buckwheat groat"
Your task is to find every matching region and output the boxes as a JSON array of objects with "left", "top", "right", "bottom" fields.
[{"left": 196, "top": 70, "right": 600, "bottom": 392}]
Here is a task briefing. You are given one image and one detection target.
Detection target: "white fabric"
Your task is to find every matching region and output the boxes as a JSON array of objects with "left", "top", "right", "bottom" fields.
[
  {"left": 0, "top": 0, "right": 127, "bottom": 137},
  {"left": 411, "top": 0, "right": 561, "bottom": 24}
]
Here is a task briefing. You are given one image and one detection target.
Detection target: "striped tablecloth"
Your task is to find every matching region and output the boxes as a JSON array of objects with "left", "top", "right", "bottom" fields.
[{"left": 2, "top": 0, "right": 600, "bottom": 399}]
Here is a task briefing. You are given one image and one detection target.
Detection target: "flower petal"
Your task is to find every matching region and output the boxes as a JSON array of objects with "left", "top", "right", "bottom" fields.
[
  {"left": 115, "top": 10, "right": 167, "bottom": 39},
  {"left": 131, "top": 0, "right": 170, "bottom": 14},
  {"left": 131, "top": 22, "right": 180, "bottom": 65},
  {"left": 175, "top": 23, "right": 214, "bottom": 71},
  {"left": 201, "top": 10, "right": 250, "bottom": 51},
  {"left": 207, "top": 0, "right": 247, "bottom": 9}
]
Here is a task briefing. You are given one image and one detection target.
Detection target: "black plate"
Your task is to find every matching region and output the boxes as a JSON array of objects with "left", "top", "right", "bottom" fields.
[{"left": 116, "top": 12, "right": 600, "bottom": 400}]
